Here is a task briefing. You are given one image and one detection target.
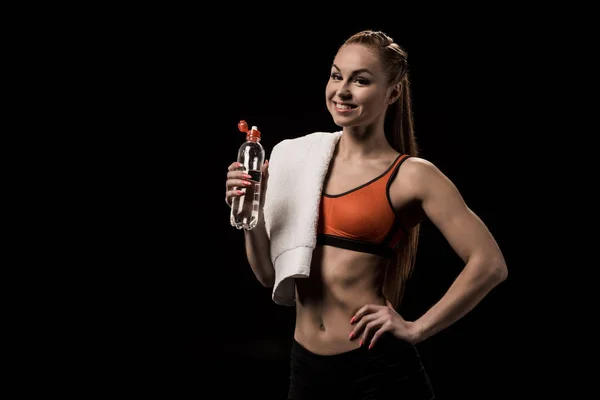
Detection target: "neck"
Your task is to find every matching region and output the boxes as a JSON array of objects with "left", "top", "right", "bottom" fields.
[{"left": 338, "top": 123, "right": 392, "bottom": 159}]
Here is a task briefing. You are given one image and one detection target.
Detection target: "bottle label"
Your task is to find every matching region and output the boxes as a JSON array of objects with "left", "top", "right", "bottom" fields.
[{"left": 247, "top": 170, "right": 262, "bottom": 183}]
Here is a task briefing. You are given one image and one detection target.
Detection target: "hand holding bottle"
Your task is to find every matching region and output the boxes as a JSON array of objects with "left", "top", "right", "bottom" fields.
[
  {"left": 228, "top": 121, "right": 267, "bottom": 230},
  {"left": 225, "top": 159, "right": 269, "bottom": 209}
]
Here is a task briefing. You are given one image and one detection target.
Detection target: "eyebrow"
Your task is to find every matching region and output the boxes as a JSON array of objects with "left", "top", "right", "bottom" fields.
[{"left": 332, "top": 64, "right": 374, "bottom": 76}]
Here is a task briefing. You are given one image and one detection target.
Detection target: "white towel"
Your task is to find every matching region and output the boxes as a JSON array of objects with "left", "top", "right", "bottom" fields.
[{"left": 263, "top": 130, "right": 343, "bottom": 306}]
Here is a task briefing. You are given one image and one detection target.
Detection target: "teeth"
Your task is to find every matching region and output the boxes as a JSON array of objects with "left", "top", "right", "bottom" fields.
[{"left": 336, "top": 103, "right": 353, "bottom": 110}]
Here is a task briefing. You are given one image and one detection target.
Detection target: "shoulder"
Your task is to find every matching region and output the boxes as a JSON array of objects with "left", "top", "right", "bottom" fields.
[
  {"left": 394, "top": 156, "right": 439, "bottom": 178},
  {"left": 272, "top": 131, "right": 342, "bottom": 151},
  {"left": 395, "top": 156, "right": 456, "bottom": 197},
  {"left": 401, "top": 156, "right": 440, "bottom": 177}
]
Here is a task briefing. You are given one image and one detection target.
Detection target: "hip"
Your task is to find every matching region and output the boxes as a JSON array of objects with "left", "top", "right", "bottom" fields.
[{"left": 288, "top": 333, "right": 435, "bottom": 399}]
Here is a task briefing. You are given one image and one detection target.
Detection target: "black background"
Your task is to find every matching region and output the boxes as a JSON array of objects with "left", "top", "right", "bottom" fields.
[{"left": 97, "top": 13, "right": 551, "bottom": 399}]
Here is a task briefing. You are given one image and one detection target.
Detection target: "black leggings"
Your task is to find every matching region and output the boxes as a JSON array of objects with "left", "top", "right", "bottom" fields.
[{"left": 287, "top": 333, "right": 435, "bottom": 400}]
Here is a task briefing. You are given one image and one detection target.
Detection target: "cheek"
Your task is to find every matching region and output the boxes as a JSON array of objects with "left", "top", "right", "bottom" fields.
[
  {"left": 325, "top": 83, "right": 335, "bottom": 99},
  {"left": 358, "top": 92, "right": 385, "bottom": 109}
]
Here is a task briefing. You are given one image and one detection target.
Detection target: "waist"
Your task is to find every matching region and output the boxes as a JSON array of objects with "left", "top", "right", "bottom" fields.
[{"left": 294, "top": 288, "right": 387, "bottom": 355}]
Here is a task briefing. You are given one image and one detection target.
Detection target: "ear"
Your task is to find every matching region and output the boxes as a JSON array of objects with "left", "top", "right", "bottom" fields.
[{"left": 387, "top": 82, "right": 401, "bottom": 104}]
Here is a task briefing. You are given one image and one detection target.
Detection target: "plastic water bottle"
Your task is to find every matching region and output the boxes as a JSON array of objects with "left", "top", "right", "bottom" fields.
[{"left": 230, "top": 120, "right": 265, "bottom": 230}]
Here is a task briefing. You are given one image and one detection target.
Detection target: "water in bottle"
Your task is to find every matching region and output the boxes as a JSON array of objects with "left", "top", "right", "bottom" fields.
[{"left": 230, "top": 120, "right": 265, "bottom": 230}]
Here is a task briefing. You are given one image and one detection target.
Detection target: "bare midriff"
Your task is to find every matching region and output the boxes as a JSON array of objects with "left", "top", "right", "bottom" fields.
[{"left": 293, "top": 244, "right": 389, "bottom": 355}]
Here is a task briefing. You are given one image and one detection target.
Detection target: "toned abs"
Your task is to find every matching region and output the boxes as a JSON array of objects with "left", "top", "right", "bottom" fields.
[{"left": 294, "top": 244, "right": 389, "bottom": 355}]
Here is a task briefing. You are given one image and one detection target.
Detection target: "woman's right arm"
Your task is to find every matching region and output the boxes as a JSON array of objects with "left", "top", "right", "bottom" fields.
[
  {"left": 243, "top": 213, "right": 274, "bottom": 287},
  {"left": 226, "top": 161, "right": 275, "bottom": 287}
]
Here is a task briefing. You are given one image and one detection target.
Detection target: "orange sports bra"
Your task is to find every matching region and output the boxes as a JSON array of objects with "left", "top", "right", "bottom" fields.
[{"left": 316, "top": 154, "right": 411, "bottom": 258}]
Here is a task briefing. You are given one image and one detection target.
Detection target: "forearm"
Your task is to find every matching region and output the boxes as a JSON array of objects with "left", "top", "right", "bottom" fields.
[
  {"left": 413, "top": 257, "right": 507, "bottom": 343},
  {"left": 244, "top": 213, "right": 275, "bottom": 287}
]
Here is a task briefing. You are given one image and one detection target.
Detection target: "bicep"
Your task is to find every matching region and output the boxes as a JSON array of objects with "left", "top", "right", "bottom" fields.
[{"left": 418, "top": 163, "right": 501, "bottom": 264}]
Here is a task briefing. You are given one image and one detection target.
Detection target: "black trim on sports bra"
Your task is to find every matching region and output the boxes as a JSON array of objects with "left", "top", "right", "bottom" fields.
[
  {"left": 380, "top": 215, "right": 407, "bottom": 248},
  {"left": 323, "top": 153, "right": 405, "bottom": 198},
  {"left": 316, "top": 234, "right": 394, "bottom": 258},
  {"left": 386, "top": 155, "right": 411, "bottom": 215}
]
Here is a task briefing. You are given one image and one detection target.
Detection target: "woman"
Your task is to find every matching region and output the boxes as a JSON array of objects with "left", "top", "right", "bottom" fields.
[{"left": 225, "top": 30, "right": 507, "bottom": 400}]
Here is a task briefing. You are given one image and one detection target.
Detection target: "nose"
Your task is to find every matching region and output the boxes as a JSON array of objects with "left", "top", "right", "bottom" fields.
[{"left": 336, "top": 83, "right": 352, "bottom": 100}]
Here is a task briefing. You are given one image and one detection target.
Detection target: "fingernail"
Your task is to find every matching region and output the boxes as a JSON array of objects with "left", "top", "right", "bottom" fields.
[
  {"left": 350, "top": 317, "right": 355, "bottom": 324},
  {"left": 368, "top": 344, "right": 373, "bottom": 350},
  {"left": 359, "top": 340, "right": 363, "bottom": 346},
  {"left": 349, "top": 332, "right": 354, "bottom": 339}
]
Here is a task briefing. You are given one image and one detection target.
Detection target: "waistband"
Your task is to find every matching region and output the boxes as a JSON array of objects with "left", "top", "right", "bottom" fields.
[
  {"left": 291, "top": 333, "right": 416, "bottom": 364},
  {"left": 291, "top": 339, "right": 366, "bottom": 365}
]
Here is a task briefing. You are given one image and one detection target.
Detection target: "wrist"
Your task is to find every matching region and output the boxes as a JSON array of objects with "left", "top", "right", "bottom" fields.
[
  {"left": 243, "top": 214, "right": 266, "bottom": 234},
  {"left": 409, "top": 320, "right": 427, "bottom": 344}
]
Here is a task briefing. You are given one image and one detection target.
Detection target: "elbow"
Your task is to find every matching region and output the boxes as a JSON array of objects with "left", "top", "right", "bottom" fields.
[
  {"left": 259, "top": 278, "right": 275, "bottom": 288},
  {"left": 489, "top": 257, "right": 508, "bottom": 284},
  {"left": 258, "top": 272, "right": 275, "bottom": 288},
  {"left": 469, "top": 254, "right": 507, "bottom": 286}
]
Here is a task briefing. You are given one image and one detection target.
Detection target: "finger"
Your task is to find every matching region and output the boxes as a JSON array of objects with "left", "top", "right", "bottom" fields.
[
  {"left": 349, "top": 313, "right": 378, "bottom": 340},
  {"left": 227, "top": 170, "right": 252, "bottom": 180},
  {"left": 360, "top": 318, "right": 385, "bottom": 346},
  {"left": 226, "top": 178, "right": 252, "bottom": 191},
  {"left": 228, "top": 162, "right": 243, "bottom": 172},
  {"left": 225, "top": 188, "right": 245, "bottom": 206},
  {"left": 351, "top": 304, "right": 383, "bottom": 324},
  {"left": 350, "top": 305, "right": 370, "bottom": 324},
  {"left": 261, "top": 159, "right": 269, "bottom": 179},
  {"left": 368, "top": 322, "right": 393, "bottom": 350}
]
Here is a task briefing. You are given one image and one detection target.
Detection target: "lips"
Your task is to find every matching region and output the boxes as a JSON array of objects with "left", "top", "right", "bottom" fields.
[{"left": 333, "top": 101, "right": 357, "bottom": 112}]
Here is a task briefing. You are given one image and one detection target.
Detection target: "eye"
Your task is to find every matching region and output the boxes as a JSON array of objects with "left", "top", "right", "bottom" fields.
[{"left": 329, "top": 73, "right": 370, "bottom": 85}]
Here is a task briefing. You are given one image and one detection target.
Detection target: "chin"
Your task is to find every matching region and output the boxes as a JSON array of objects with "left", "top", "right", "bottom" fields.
[
  {"left": 333, "top": 121, "right": 351, "bottom": 128},
  {"left": 331, "top": 116, "right": 360, "bottom": 128},
  {"left": 328, "top": 112, "right": 351, "bottom": 126}
]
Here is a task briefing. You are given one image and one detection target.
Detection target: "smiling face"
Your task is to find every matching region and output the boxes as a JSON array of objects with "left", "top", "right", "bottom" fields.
[{"left": 325, "top": 43, "right": 396, "bottom": 128}]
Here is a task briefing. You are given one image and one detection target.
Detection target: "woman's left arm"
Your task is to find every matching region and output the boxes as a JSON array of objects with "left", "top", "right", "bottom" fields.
[
  {"left": 408, "top": 158, "right": 508, "bottom": 343},
  {"left": 349, "top": 158, "right": 507, "bottom": 348}
]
